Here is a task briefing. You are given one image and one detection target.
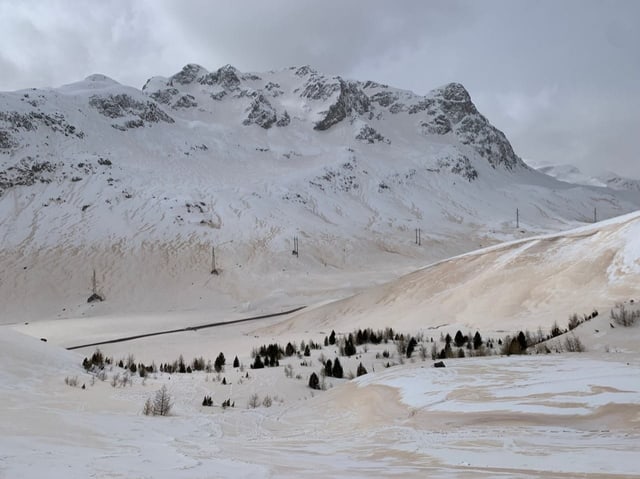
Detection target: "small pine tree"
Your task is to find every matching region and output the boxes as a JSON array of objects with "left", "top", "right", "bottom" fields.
[
  {"left": 329, "top": 330, "right": 336, "bottom": 345},
  {"left": 252, "top": 355, "right": 264, "bottom": 369},
  {"left": 304, "top": 345, "right": 311, "bottom": 357},
  {"left": 356, "top": 362, "right": 368, "bottom": 377},
  {"left": 517, "top": 331, "right": 527, "bottom": 352},
  {"left": 214, "top": 352, "right": 226, "bottom": 373},
  {"left": 454, "top": 330, "right": 465, "bottom": 348},
  {"left": 285, "top": 342, "right": 296, "bottom": 357},
  {"left": 473, "top": 331, "right": 482, "bottom": 349},
  {"left": 233, "top": 356, "right": 240, "bottom": 368},
  {"left": 308, "top": 372, "right": 320, "bottom": 390},
  {"left": 406, "top": 337, "right": 418, "bottom": 358},
  {"left": 324, "top": 336, "right": 329, "bottom": 347},
  {"left": 325, "top": 359, "right": 333, "bottom": 377},
  {"left": 332, "top": 358, "right": 344, "bottom": 379}
]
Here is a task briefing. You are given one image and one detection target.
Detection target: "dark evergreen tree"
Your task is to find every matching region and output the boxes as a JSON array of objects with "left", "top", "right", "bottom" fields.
[
  {"left": 329, "top": 330, "right": 336, "bottom": 345},
  {"left": 214, "top": 352, "right": 226, "bottom": 372},
  {"left": 406, "top": 337, "right": 418, "bottom": 358},
  {"left": 332, "top": 358, "right": 344, "bottom": 378},
  {"left": 285, "top": 342, "right": 296, "bottom": 357},
  {"left": 344, "top": 338, "right": 357, "bottom": 357},
  {"left": 308, "top": 372, "right": 320, "bottom": 390},
  {"left": 252, "top": 355, "right": 264, "bottom": 369},
  {"left": 324, "top": 336, "right": 329, "bottom": 347},
  {"left": 445, "top": 333, "right": 452, "bottom": 346},
  {"left": 357, "top": 362, "right": 368, "bottom": 377},
  {"left": 517, "top": 331, "right": 527, "bottom": 351},
  {"left": 304, "top": 345, "right": 311, "bottom": 357},
  {"left": 473, "top": 331, "right": 482, "bottom": 349},
  {"left": 454, "top": 330, "right": 465, "bottom": 348},
  {"left": 325, "top": 359, "right": 333, "bottom": 377},
  {"left": 233, "top": 356, "right": 240, "bottom": 368}
]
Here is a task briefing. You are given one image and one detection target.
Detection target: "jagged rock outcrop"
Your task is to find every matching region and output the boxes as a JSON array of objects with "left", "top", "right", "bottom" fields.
[
  {"left": 356, "top": 124, "right": 388, "bottom": 144},
  {"left": 89, "top": 94, "right": 174, "bottom": 127},
  {"left": 170, "top": 63, "right": 206, "bottom": 85},
  {"left": 198, "top": 65, "right": 242, "bottom": 90},
  {"left": 243, "top": 93, "right": 277, "bottom": 129},
  {"left": 314, "top": 79, "right": 371, "bottom": 131}
]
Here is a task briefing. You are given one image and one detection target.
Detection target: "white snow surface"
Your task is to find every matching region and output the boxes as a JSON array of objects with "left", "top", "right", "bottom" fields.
[{"left": 2, "top": 327, "right": 639, "bottom": 478}]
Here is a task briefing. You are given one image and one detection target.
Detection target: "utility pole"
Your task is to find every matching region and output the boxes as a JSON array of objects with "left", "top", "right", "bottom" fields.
[
  {"left": 292, "top": 236, "right": 299, "bottom": 257},
  {"left": 516, "top": 208, "right": 519, "bottom": 229},
  {"left": 594, "top": 207, "right": 597, "bottom": 223},
  {"left": 210, "top": 246, "right": 218, "bottom": 275},
  {"left": 415, "top": 228, "right": 421, "bottom": 246}
]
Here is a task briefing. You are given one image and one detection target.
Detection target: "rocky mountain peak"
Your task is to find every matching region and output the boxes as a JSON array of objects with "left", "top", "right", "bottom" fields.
[
  {"left": 435, "top": 82, "right": 472, "bottom": 103},
  {"left": 170, "top": 64, "right": 208, "bottom": 85},
  {"left": 198, "top": 64, "right": 241, "bottom": 90}
]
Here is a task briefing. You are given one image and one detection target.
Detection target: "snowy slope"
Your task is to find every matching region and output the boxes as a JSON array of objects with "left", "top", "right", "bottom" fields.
[
  {"left": 1, "top": 64, "right": 639, "bottom": 322},
  {"left": 531, "top": 160, "right": 640, "bottom": 193},
  {"left": 267, "top": 211, "right": 640, "bottom": 334},
  {"left": 2, "top": 324, "right": 639, "bottom": 478}
]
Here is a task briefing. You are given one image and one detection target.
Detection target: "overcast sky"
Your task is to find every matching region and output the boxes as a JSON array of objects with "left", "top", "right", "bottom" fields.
[{"left": 1, "top": 0, "right": 638, "bottom": 178}]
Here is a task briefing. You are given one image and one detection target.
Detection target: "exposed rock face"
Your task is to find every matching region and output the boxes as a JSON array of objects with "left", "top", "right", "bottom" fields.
[
  {"left": 150, "top": 88, "right": 179, "bottom": 105},
  {"left": 420, "top": 83, "right": 522, "bottom": 170},
  {"left": 198, "top": 65, "right": 241, "bottom": 90},
  {"left": 356, "top": 124, "right": 388, "bottom": 144},
  {"left": 0, "top": 110, "right": 83, "bottom": 140},
  {"left": 170, "top": 63, "right": 206, "bottom": 85},
  {"left": 243, "top": 94, "right": 277, "bottom": 129},
  {"left": 0, "top": 158, "right": 57, "bottom": 197},
  {"left": 276, "top": 110, "right": 291, "bottom": 127},
  {"left": 437, "top": 154, "right": 478, "bottom": 182},
  {"left": 173, "top": 94, "right": 198, "bottom": 109},
  {"left": 314, "top": 79, "right": 370, "bottom": 131},
  {"left": 89, "top": 94, "right": 174, "bottom": 126}
]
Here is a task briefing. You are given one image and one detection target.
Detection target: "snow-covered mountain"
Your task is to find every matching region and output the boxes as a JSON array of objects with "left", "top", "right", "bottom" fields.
[
  {"left": 1, "top": 64, "right": 639, "bottom": 321},
  {"left": 531, "top": 161, "right": 640, "bottom": 192}
]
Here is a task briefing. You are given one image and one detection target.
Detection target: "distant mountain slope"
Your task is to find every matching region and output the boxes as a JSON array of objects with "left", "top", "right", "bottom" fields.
[{"left": 1, "top": 64, "right": 639, "bottom": 321}]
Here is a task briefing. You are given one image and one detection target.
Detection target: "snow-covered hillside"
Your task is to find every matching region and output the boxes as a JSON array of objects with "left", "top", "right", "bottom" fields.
[
  {"left": 1, "top": 64, "right": 639, "bottom": 321},
  {"left": 531, "top": 161, "right": 640, "bottom": 193},
  {"left": 267, "top": 211, "right": 640, "bottom": 335}
]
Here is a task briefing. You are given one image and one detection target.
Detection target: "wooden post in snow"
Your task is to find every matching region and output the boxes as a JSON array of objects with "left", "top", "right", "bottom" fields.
[{"left": 211, "top": 246, "right": 218, "bottom": 275}]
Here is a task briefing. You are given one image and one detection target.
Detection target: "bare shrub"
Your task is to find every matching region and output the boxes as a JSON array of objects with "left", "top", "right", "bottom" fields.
[
  {"left": 143, "top": 398, "right": 154, "bottom": 416},
  {"left": 563, "top": 335, "right": 585, "bottom": 352},
  {"left": 64, "top": 376, "right": 79, "bottom": 387},
  {"left": 153, "top": 385, "right": 172, "bottom": 416},
  {"left": 248, "top": 393, "right": 260, "bottom": 409},
  {"left": 110, "top": 373, "right": 120, "bottom": 388},
  {"left": 262, "top": 395, "right": 273, "bottom": 407},
  {"left": 568, "top": 313, "right": 581, "bottom": 331},
  {"left": 284, "top": 364, "right": 294, "bottom": 378},
  {"left": 611, "top": 303, "right": 639, "bottom": 327}
]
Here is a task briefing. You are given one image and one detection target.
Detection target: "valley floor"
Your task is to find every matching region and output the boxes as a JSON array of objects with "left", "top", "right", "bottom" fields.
[{"left": 1, "top": 320, "right": 639, "bottom": 478}]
